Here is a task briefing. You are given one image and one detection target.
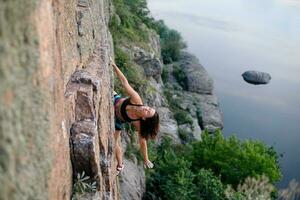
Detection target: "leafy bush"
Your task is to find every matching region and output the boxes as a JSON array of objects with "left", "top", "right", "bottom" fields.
[
  {"left": 144, "top": 138, "right": 195, "bottom": 200},
  {"left": 191, "top": 131, "right": 282, "bottom": 187},
  {"left": 153, "top": 21, "right": 186, "bottom": 64},
  {"left": 110, "top": 0, "right": 149, "bottom": 44},
  {"left": 172, "top": 64, "right": 188, "bottom": 89},
  {"left": 194, "top": 169, "right": 227, "bottom": 200},
  {"left": 161, "top": 30, "right": 186, "bottom": 63},
  {"left": 124, "top": 0, "right": 149, "bottom": 20},
  {"left": 161, "top": 65, "right": 168, "bottom": 83},
  {"left": 173, "top": 109, "right": 193, "bottom": 125},
  {"left": 115, "top": 47, "right": 130, "bottom": 69},
  {"left": 144, "top": 132, "right": 282, "bottom": 200},
  {"left": 178, "top": 128, "right": 191, "bottom": 143}
]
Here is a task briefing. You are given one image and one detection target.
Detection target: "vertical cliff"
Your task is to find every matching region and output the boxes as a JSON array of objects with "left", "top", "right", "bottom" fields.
[{"left": 0, "top": 0, "right": 118, "bottom": 199}]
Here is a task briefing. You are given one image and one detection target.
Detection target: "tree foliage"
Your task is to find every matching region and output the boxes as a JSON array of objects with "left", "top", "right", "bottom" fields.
[
  {"left": 172, "top": 64, "right": 188, "bottom": 89},
  {"left": 144, "top": 131, "right": 282, "bottom": 200},
  {"left": 110, "top": 0, "right": 149, "bottom": 44},
  {"left": 149, "top": 20, "right": 186, "bottom": 63},
  {"left": 191, "top": 131, "right": 282, "bottom": 187},
  {"left": 144, "top": 138, "right": 195, "bottom": 200},
  {"left": 195, "top": 169, "right": 227, "bottom": 200}
]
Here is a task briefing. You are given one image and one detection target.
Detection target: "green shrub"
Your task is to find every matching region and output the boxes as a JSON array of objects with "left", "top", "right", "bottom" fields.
[
  {"left": 173, "top": 108, "right": 193, "bottom": 125},
  {"left": 178, "top": 128, "right": 191, "bottom": 143},
  {"left": 164, "top": 89, "right": 180, "bottom": 110},
  {"left": 146, "top": 20, "right": 186, "bottom": 63},
  {"left": 124, "top": 0, "right": 150, "bottom": 20},
  {"left": 110, "top": 0, "right": 150, "bottom": 45},
  {"left": 161, "top": 29, "right": 186, "bottom": 63},
  {"left": 115, "top": 47, "right": 130, "bottom": 69},
  {"left": 191, "top": 131, "right": 282, "bottom": 187},
  {"left": 161, "top": 65, "right": 168, "bottom": 83},
  {"left": 144, "top": 134, "right": 281, "bottom": 200},
  {"left": 172, "top": 64, "right": 187, "bottom": 89},
  {"left": 194, "top": 169, "right": 227, "bottom": 200},
  {"left": 144, "top": 138, "right": 195, "bottom": 200}
]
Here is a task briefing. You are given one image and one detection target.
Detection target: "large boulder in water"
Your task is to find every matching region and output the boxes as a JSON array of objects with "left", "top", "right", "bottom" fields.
[{"left": 242, "top": 70, "right": 271, "bottom": 85}]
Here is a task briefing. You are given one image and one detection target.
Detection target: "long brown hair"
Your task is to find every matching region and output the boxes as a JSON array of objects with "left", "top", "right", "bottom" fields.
[{"left": 140, "top": 111, "right": 159, "bottom": 140}]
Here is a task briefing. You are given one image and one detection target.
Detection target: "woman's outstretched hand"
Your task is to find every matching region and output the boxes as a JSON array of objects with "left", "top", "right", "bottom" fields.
[{"left": 144, "top": 160, "right": 154, "bottom": 169}]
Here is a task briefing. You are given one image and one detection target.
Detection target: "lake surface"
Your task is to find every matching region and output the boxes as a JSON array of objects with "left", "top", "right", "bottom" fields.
[{"left": 148, "top": 0, "right": 300, "bottom": 188}]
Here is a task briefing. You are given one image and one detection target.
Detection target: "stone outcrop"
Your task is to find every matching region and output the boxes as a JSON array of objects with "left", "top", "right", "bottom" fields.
[
  {"left": 179, "top": 52, "right": 223, "bottom": 132},
  {"left": 119, "top": 159, "right": 146, "bottom": 200},
  {"left": 178, "top": 91, "right": 224, "bottom": 133},
  {"left": 165, "top": 51, "right": 223, "bottom": 136},
  {"left": 179, "top": 51, "right": 214, "bottom": 94},
  {"left": 0, "top": 0, "right": 117, "bottom": 199},
  {"left": 157, "top": 107, "right": 180, "bottom": 143},
  {"left": 132, "top": 47, "right": 163, "bottom": 82}
]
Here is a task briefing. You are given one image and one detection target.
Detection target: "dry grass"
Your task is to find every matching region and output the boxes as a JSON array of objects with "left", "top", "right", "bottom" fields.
[{"left": 278, "top": 179, "right": 300, "bottom": 200}]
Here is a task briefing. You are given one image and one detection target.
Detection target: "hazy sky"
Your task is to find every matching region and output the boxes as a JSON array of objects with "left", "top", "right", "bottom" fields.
[{"left": 149, "top": 0, "right": 300, "bottom": 101}]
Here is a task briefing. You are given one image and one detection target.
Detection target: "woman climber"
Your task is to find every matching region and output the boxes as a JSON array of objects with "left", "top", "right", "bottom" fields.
[{"left": 110, "top": 58, "right": 159, "bottom": 175}]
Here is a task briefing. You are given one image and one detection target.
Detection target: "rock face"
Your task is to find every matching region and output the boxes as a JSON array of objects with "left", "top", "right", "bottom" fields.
[
  {"left": 0, "top": 0, "right": 118, "bottom": 199},
  {"left": 166, "top": 51, "right": 223, "bottom": 135},
  {"left": 119, "top": 159, "right": 146, "bottom": 200},
  {"left": 190, "top": 93, "right": 224, "bottom": 132},
  {"left": 157, "top": 107, "right": 180, "bottom": 143},
  {"left": 242, "top": 70, "right": 271, "bottom": 85},
  {"left": 180, "top": 52, "right": 223, "bottom": 132},
  {"left": 132, "top": 47, "right": 163, "bottom": 82},
  {"left": 180, "top": 51, "right": 214, "bottom": 94}
]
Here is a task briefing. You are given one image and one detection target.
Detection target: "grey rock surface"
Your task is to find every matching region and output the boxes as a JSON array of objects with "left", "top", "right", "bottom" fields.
[
  {"left": 157, "top": 107, "right": 181, "bottom": 143},
  {"left": 242, "top": 70, "right": 271, "bottom": 85},
  {"left": 132, "top": 46, "right": 163, "bottom": 82},
  {"left": 180, "top": 51, "right": 214, "bottom": 94},
  {"left": 119, "top": 159, "right": 146, "bottom": 200},
  {"left": 70, "top": 120, "right": 100, "bottom": 184},
  {"left": 192, "top": 93, "right": 224, "bottom": 132}
]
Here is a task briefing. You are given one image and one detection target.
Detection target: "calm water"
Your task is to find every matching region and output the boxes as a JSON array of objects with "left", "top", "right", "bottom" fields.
[{"left": 148, "top": 0, "right": 300, "bottom": 188}]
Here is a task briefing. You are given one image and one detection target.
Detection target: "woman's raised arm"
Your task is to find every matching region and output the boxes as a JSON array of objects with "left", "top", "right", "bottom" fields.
[{"left": 111, "top": 59, "right": 142, "bottom": 104}]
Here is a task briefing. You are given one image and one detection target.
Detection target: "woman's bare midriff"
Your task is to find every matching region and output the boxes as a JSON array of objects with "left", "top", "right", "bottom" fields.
[{"left": 115, "top": 98, "right": 126, "bottom": 121}]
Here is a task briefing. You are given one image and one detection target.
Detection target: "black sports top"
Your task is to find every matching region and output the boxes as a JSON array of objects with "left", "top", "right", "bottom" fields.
[{"left": 120, "top": 98, "right": 143, "bottom": 122}]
